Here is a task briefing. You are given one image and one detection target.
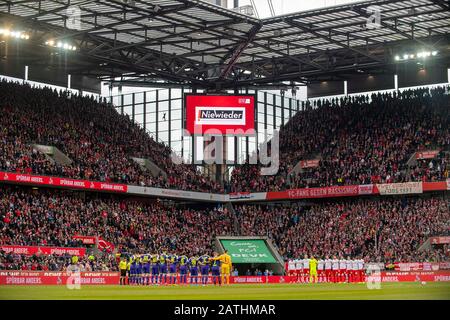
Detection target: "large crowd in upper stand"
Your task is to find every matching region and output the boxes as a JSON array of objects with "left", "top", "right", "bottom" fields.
[
  {"left": 235, "top": 196, "right": 449, "bottom": 264},
  {"left": 0, "top": 80, "right": 223, "bottom": 193},
  {"left": 231, "top": 86, "right": 449, "bottom": 192}
]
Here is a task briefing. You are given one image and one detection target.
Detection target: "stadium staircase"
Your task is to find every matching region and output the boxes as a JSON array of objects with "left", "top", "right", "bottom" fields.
[
  {"left": 225, "top": 202, "right": 240, "bottom": 235},
  {"left": 131, "top": 157, "right": 167, "bottom": 179},
  {"left": 33, "top": 144, "right": 73, "bottom": 166}
]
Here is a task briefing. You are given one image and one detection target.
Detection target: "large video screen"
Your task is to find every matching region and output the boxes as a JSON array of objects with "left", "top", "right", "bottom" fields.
[
  {"left": 184, "top": 94, "right": 255, "bottom": 135},
  {"left": 220, "top": 239, "right": 277, "bottom": 264}
]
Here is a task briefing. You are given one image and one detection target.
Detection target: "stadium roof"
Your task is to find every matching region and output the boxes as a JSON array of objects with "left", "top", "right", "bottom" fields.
[{"left": 0, "top": 0, "right": 449, "bottom": 89}]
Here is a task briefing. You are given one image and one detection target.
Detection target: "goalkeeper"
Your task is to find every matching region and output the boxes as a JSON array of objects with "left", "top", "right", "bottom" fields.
[{"left": 211, "top": 250, "right": 232, "bottom": 285}]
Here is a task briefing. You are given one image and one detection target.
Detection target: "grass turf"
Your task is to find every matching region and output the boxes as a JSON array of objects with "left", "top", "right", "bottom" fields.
[{"left": 1, "top": 282, "right": 450, "bottom": 300}]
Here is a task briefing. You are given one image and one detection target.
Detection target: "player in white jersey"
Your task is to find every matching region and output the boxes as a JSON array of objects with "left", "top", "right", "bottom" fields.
[
  {"left": 288, "top": 259, "right": 296, "bottom": 283},
  {"left": 331, "top": 256, "right": 339, "bottom": 283},
  {"left": 357, "top": 259, "right": 365, "bottom": 282},
  {"left": 346, "top": 259, "right": 353, "bottom": 283},
  {"left": 351, "top": 259, "right": 359, "bottom": 283},
  {"left": 295, "top": 259, "right": 303, "bottom": 283},
  {"left": 324, "top": 256, "right": 332, "bottom": 283},
  {"left": 339, "top": 257, "right": 347, "bottom": 283},
  {"left": 317, "top": 258, "right": 325, "bottom": 283},
  {"left": 288, "top": 259, "right": 296, "bottom": 276},
  {"left": 302, "top": 255, "right": 310, "bottom": 283}
]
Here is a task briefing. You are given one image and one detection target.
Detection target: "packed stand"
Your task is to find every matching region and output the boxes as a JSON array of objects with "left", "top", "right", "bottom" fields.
[
  {"left": 231, "top": 86, "right": 450, "bottom": 192},
  {"left": 0, "top": 186, "right": 235, "bottom": 271},
  {"left": 0, "top": 249, "right": 116, "bottom": 271},
  {"left": 235, "top": 196, "right": 450, "bottom": 264},
  {"left": 0, "top": 80, "right": 222, "bottom": 193}
]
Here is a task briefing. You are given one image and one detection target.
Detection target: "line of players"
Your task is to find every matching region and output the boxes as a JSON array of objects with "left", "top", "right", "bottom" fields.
[
  {"left": 118, "top": 252, "right": 225, "bottom": 286},
  {"left": 287, "top": 255, "right": 366, "bottom": 283}
]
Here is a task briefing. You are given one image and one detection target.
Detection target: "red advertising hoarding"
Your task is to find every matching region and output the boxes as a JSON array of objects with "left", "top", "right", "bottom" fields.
[
  {"left": 299, "top": 159, "right": 320, "bottom": 169},
  {"left": 0, "top": 271, "right": 119, "bottom": 285},
  {"left": 416, "top": 150, "right": 440, "bottom": 160},
  {"left": 0, "top": 245, "right": 86, "bottom": 256},
  {"left": 184, "top": 94, "right": 255, "bottom": 135},
  {"left": 72, "top": 236, "right": 115, "bottom": 252},
  {"left": 1, "top": 272, "right": 449, "bottom": 286},
  {"left": 0, "top": 171, "right": 128, "bottom": 193}
]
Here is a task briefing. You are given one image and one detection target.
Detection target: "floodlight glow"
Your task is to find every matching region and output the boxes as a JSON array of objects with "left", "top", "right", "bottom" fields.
[
  {"left": 403, "top": 54, "right": 409, "bottom": 60},
  {"left": 1, "top": 29, "right": 29, "bottom": 40},
  {"left": 395, "top": 55, "right": 400, "bottom": 61},
  {"left": 46, "top": 39, "right": 76, "bottom": 51},
  {"left": 431, "top": 51, "right": 437, "bottom": 56}
]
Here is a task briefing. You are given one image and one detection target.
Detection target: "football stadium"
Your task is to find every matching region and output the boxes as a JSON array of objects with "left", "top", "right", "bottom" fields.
[{"left": 0, "top": 0, "right": 449, "bottom": 303}]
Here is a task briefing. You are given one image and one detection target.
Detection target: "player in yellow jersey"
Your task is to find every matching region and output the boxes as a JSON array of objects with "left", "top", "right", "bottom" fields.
[
  {"left": 309, "top": 255, "right": 318, "bottom": 283},
  {"left": 119, "top": 257, "right": 127, "bottom": 285},
  {"left": 211, "top": 250, "right": 233, "bottom": 285}
]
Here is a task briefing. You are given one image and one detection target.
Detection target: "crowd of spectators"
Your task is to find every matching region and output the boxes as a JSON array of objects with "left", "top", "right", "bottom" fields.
[
  {"left": 235, "top": 196, "right": 449, "bottom": 264},
  {"left": 0, "top": 185, "right": 448, "bottom": 270},
  {"left": 0, "top": 80, "right": 222, "bottom": 193},
  {"left": 0, "top": 250, "right": 116, "bottom": 272},
  {"left": 231, "top": 86, "right": 449, "bottom": 192},
  {"left": 0, "top": 186, "right": 234, "bottom": 264}
]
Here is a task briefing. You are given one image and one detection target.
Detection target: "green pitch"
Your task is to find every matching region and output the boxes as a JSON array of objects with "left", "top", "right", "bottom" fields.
[{"left": 1, "top": 282, "right": 450, "bottom": 300}]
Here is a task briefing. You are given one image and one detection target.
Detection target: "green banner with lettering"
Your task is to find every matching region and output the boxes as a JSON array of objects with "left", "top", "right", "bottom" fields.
[{"left": 220, "top": 239, "right": 277, "bottom": 263}]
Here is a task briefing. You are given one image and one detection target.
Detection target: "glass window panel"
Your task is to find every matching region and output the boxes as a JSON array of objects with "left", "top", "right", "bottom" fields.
[
  {"left": 135, "top": 92, "right": 144, "bottom": 104},
  {"left": 275, "top": 95, "right": 282, "bottom": 106},
  {"left": 147, "top": 123, "right": 156, "bottom": 135},
  {"left": 123, "top": 94, "right": 132, "bottom": 106},
  {"left": 147, "top": 91, "right": 156, "bottom": 102},
  {"left": 257, "top": 91, "right": 265, "bottom": 102},
  {"left": 159, "top": 121, "right": 169, "bottom": 131},
  {"left": 124, "top": 105, "right": 132, "bottom": 116},
  {"left": 158, "top": 89, "right": 169, "bottom": 100},
  {"left": 171, "top": 99, "right": 182, "bottom": 110},
  {"left": 146, "top": 102, "right": 156, "bottom": 113},
  {"left": 159, "top": 101, "right": 169, "bottom": 111},
  {"left": 159, "top": 131, "right": 169, "bottom": 143},
  {"left": 257, "top": 102, "right": 265, "bottom": 114},
  {"left": 113, "top": 95, "right": 120, "bottom": 106},
  {"left": 171, "top": 120, "right": 182, "bottom": 131},
  {"left": 284, "top": 98, "right": 290, "bottom": 113},
  {"left": 134, "top": 104, "right": 144, "bottom": 114},
  {"left": 276, "top": 108, "right": 282, "bottom": 118},
  {"left": 172, "top": 109, "right": 182, "bottom": 120},
  {"left": 284, "top": 108, "right": 291, "bottom": 123},
  {"left": 276, "top": 117, "right": 282, "bottom": 128},
  {"left": 135, "top": 113, "right": 144, "bottom": 126},
  {"left": 258, "top": 112, "right": 265, "bottom": 125},
  {"left": 172, "top": 89, "right": 182, "bottom": 99},
  {"left": 171, "top": 141, "right": 182, "bottom": 155},
  {"left": 147, "top": 112, "right": 157, "bottom": 123},
  {"left": 171, "top": 129, "right": 182, "bottom": 142}
]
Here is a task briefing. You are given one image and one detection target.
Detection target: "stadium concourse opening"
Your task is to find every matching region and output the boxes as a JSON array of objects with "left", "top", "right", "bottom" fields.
[{"left": 0, "top": 0, "right": 449, "bottom": 302}]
